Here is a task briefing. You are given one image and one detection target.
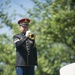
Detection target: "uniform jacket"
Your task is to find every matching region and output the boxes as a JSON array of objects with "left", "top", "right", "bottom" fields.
[{"left": 13, "top": 32, "right": 37, "bottom": 66}]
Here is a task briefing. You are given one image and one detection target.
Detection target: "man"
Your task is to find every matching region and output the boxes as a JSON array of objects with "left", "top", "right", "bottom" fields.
[{"left": 13, "top": 18, "right": 37, "bottom": 75}]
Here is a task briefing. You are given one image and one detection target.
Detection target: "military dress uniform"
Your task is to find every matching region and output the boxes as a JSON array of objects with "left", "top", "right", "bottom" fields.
[{"left": 13, "top": 18, "right": 37, "bottom": 75}]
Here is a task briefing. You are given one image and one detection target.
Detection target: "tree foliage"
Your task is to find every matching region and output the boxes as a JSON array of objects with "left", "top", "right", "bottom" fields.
[
  {"left": 27, "top": 0, "right": 75, "bottom": 75},
  {"left": 0, "top": 0, "right": 75, "bottom": 75}
]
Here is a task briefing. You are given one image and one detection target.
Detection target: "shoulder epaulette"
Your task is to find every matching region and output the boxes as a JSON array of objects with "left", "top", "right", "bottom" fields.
[{"left": 13, "top": 34, "right": 20, "bottom": 38}]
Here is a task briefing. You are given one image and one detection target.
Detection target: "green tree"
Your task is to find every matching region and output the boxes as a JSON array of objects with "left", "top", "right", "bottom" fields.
[
  {"left": 0, "top": 0, "right": 17, "bottom": 74},
  {"left": 27, "top": 0, "right": 75, "bottom": 75}
]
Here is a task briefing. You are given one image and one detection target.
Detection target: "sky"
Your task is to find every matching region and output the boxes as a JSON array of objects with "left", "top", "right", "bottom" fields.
[
  {"left": 0, "top": 0, "right": 35, "bottom": 22},
  {"left": 0, "top": 0, "right": 35, "bottom": 34}
]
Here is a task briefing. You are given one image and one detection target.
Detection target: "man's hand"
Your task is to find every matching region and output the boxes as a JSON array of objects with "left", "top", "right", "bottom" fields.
[{"left": 25, "top": 30, "right": 31, "bottom": 37}]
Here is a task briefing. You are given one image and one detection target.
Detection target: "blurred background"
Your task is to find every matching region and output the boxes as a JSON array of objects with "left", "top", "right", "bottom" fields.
[{"left": 0, "top": 0, "right": 75, "bottom": 75}]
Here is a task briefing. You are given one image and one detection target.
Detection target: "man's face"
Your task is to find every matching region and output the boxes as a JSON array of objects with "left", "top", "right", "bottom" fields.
[{"left": 19, "top": 25, "right": 28, "bottom": 33}]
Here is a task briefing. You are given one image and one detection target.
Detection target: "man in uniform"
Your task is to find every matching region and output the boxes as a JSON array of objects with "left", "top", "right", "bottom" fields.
[{"left": 13, "top": 18, "right": 37, "bottom": 75}]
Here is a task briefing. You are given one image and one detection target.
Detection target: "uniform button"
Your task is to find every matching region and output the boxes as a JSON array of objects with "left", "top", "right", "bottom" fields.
[
  {"left": 27, "top": 49, "right": 29, "bottom": 51},
  {"left": 27, "top": 47, "right": 29, "bottom": 49},
  {"left": 26, "top": 44, "right": 29, "bottom": 47},
  {"left": 26, "top": 44, "right": 28, "bottom": 46},
  {"left": 26, "top": 45, "right": 29, "bottom": 47},
  {"left": 28, "top": 50, "right": 29, "bottom": 52},
  {"left": 26, "top": 43, "right": 28, "bottom": 45},
  {"left": 26, "top": 42, "right": 28, "bottom": 44},
  {"left": 28, "top": 52, "right": 30, "bottom": 55},
  {"left": 26, "top": 41, "right": 28, "bottom": 43}
]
